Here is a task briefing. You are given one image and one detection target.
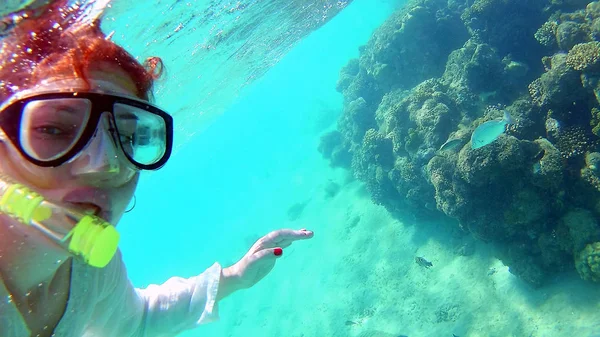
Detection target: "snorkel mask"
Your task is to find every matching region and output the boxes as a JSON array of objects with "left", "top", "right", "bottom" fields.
[
  {"left": 0, "top": 89, "right": 175, "bottom": 268},
  {"left": 0, "top": 173, "right": 119, "bottom": 268},
  {"left": 0, "top": 82, "right": 174, "bottom": 268}
]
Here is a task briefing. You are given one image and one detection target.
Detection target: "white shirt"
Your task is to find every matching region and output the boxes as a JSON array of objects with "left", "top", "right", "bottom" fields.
[{"left": 0, "top": 251, "right": 222, "bottom": 337}]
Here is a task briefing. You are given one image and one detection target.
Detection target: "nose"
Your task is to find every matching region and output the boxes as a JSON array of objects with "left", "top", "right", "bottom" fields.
[{"left": 70, "top": 115, "right": 134, "bottom": 185}]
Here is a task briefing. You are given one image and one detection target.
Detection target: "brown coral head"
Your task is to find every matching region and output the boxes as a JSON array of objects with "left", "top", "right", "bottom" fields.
[
  {"left": 554, "top": 125, "right": 600, "bottom": 159},
  {"left": 566, "top": 42, "right": 600, "bottom": 72},
  {"left": 575, "top": 242, "right": 600, "bottom": 282}
]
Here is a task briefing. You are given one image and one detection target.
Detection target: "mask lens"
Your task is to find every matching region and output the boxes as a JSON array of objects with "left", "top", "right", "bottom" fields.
[
  {"left": 19, "top": 98, "right": 91, "bottom": 161},
  {"left": 113, "top": 103, "right": 167, "bottom": 166}
]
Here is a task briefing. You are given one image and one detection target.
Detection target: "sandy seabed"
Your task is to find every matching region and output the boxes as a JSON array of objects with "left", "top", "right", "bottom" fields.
[{"left": 187, "top": 158, "right": 600, "bottom": 337}]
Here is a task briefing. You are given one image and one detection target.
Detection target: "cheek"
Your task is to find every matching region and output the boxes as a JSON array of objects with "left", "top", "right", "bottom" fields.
[{"left": 0, "top": 140, "right": 70, "bottom": 189}]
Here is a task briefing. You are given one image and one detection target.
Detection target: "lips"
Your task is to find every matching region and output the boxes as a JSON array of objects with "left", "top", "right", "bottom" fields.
[
  {"left": 62, "top": 188, "right": 113, "bottom": 222},
  {"left": 69, "top": 202, "right": 102, "bottom": 216}
]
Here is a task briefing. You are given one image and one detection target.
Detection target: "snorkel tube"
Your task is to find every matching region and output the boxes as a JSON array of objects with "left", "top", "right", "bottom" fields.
[{"left": 0, "top": 174, "right": 119, "bottom": 268}]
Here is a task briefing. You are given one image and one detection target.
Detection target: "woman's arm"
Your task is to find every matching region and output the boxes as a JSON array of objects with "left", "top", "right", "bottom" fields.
[
  {"left": 91, "top": 228, "right": 312, "bottom": 337},
  {"left": 217, "top": 266, "right": 242, "bottom": 301},
  {"left": 91, "top": 253, "right": 225, "bottom": 337}
]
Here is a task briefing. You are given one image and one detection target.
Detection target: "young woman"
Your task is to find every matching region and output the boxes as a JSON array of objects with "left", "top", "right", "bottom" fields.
[{"left": 0, "top": 1, "right": 313, "bottom": 336}]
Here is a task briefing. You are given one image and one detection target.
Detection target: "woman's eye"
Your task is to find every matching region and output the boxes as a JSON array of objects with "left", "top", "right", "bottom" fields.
[
  {"left": 121, "top": 134, "right": 134, "bottom": 143},
  {"left": 116, "top": 131, "right": 135, "bottom": 145},
  {"left": 34, "top": 126, "right": 68, "bottom": 136}
]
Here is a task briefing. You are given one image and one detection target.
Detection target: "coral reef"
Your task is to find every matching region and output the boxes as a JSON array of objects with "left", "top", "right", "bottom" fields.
[
  {"left": 321, "top": 0, "right": 600, "bottom": 286},
  {"left": 576, "top": 241, "right": 600, "bottom": 282},
  {"left": 566, "top": 41, "right": 600, "bottom": 71}
]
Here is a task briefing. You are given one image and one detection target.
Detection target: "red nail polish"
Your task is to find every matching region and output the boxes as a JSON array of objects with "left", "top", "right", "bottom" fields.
[{"left": 274, "top": 248, "right": 283, "bottom": 256}]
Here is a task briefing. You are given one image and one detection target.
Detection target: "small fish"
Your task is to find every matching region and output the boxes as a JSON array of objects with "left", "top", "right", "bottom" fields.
[
  {"left": 438, "top": 138, "right": 462, "bottom": 152},
  {"left": 470, "top": 110, "right": 514, "bottom": 149},
  {"left": 345, "top": 320, "right": 358, "bottom": 326},
  {"left": 415, "top": 256, "right": 433, "bottom": 268}
]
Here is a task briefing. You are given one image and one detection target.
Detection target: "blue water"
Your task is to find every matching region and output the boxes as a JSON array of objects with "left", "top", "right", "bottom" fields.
[
  {"left": 116, "top": 1, "right": 399, "bottom": 334},
  {"left": 4, "top": 0, "right": 600, "bottom": 335}
]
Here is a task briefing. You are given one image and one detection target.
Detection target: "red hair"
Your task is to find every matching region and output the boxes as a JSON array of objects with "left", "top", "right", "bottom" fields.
[{"left": 0, "top": 0, "right": 163, "bottom": 104}]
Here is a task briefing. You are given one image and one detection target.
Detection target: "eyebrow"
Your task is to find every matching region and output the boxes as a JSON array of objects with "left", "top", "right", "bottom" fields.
[
  {"left": 54, "top": 104, "right": 81, "bottom": 114},
  {"left": 117, "top": 112, "right": 139, "bottom": 120},
  {"left": 43, "top": 102, "right": 87, "bottom": 116},
  {"left": 113, "top": 112, "right": 140, "bottom": 122}
]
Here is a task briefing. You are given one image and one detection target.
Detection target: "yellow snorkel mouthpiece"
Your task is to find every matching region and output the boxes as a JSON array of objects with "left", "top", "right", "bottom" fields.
[
  {"left": 68, "top": 215, "right": 120, "bottom": 268},
  {"left": 0, "top": 175, "right": 119, "bottom": 268}
]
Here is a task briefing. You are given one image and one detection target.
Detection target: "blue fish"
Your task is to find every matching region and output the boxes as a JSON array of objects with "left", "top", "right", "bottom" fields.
[{"left": 470, "top": 110, "right": 514, "bottom": 149}]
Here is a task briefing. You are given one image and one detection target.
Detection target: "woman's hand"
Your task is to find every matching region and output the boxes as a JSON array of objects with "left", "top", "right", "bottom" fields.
[{"left": 217, "top": 228, "right": 314, "bottom": 300}]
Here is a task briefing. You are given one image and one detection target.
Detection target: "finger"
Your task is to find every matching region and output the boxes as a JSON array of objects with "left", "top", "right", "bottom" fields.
[
  {"left": 253, "top": 229, "right": 314, "bottom": 251},
  {"left": 265, "top": 228, "right": 314, "bottom": 244},
  {"left": 247, "top": 247, "right": 284, "bottom": 265}
]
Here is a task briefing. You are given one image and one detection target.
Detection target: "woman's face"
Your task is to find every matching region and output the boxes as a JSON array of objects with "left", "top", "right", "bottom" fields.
[{"left": 0, "top": 65, "right": 142, "bottom": 230}]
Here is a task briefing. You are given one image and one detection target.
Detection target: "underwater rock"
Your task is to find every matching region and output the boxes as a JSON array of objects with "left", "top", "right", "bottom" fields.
[
  {"left": 336, "top": 58, "right": 360, "bottom": 93},
  {"left": 528, "top": 53, "right": 585, "bottom": 110},
  {"left": 503, "top": 188, "right": 551, "bottom": 236},
  {"left": 586, "top": 152, "right": 600, "bottom": 170},
  {"left": 358, "top": 0, "right": 468, "bottom": 92},
  {"left": 350, "top": 129, "right": 402, "bottom": 206},
  {"left": 587, "top": 1, "right": 600, "bottom": 19},
  {"left": 323, "top": 0, "right": 600, "bottom": 287},
  {"left": 557, "top": 21, "right": 590, "bottom": 51},
  {"left": 537, "top": 230, "right": 572, "bottom": 273},
  {"left": 376, "top": 79, "right": 462, "bottom": 161},
  {"left": 457, "top": 135, "right": 531, "bottom": 187},
  {"left": 442, "top": 38, "right": 505, "bottom": 101},
  {"left": 591, "top": 107, "right": 600, "bottom": 136},
  {"left": 503, "top": 249, "right": 547, "bottom": 288},
  {"left": 557, "top": 209, "right": 600, "bottom": 254},
  {"left": 545, "top": 117, "right": 561, "bottom": 136},
  {"left": 502, "top": 99, "right": 543, "bottom": 140},
  {"left": 388, "top": 156, "right": 435, "bottom": 210},
  {"left": 344, "top": 97, "right": 376, "bottom": 142},
  {"left": 374, "top": 89, "right": 408, "bottom": 139},
  {"left": 581, "top": 167, "right": 600, "bottom": 193},
  {"left": 358, "top": 129, "right": 394, "bottom": 169},
  {"left": 536, "top": 2, "right": 600, "bottom": 52},
  {"left": 531, "top": 138, "right": 564, "bottom": 192},
  {"left": 503, "top": 57, "right": 530, "bottom": 80},
  {"left": 336, "top": 67, "right": 383, "bottom": 110},
  {"left": 427, "top": 155, "right": 463, "bottom": 218},
  {"left": 575, "top": 241, "right": 600, "bottom": 282},
  {"left": 318, "top": 130, "right": 352, "bottom": 168},
  {"left": 412, "top": 99, "right": 458, "bottom": 151},
  {"left": 461, "top": 0, "right": 547, "bottom": 64}
]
